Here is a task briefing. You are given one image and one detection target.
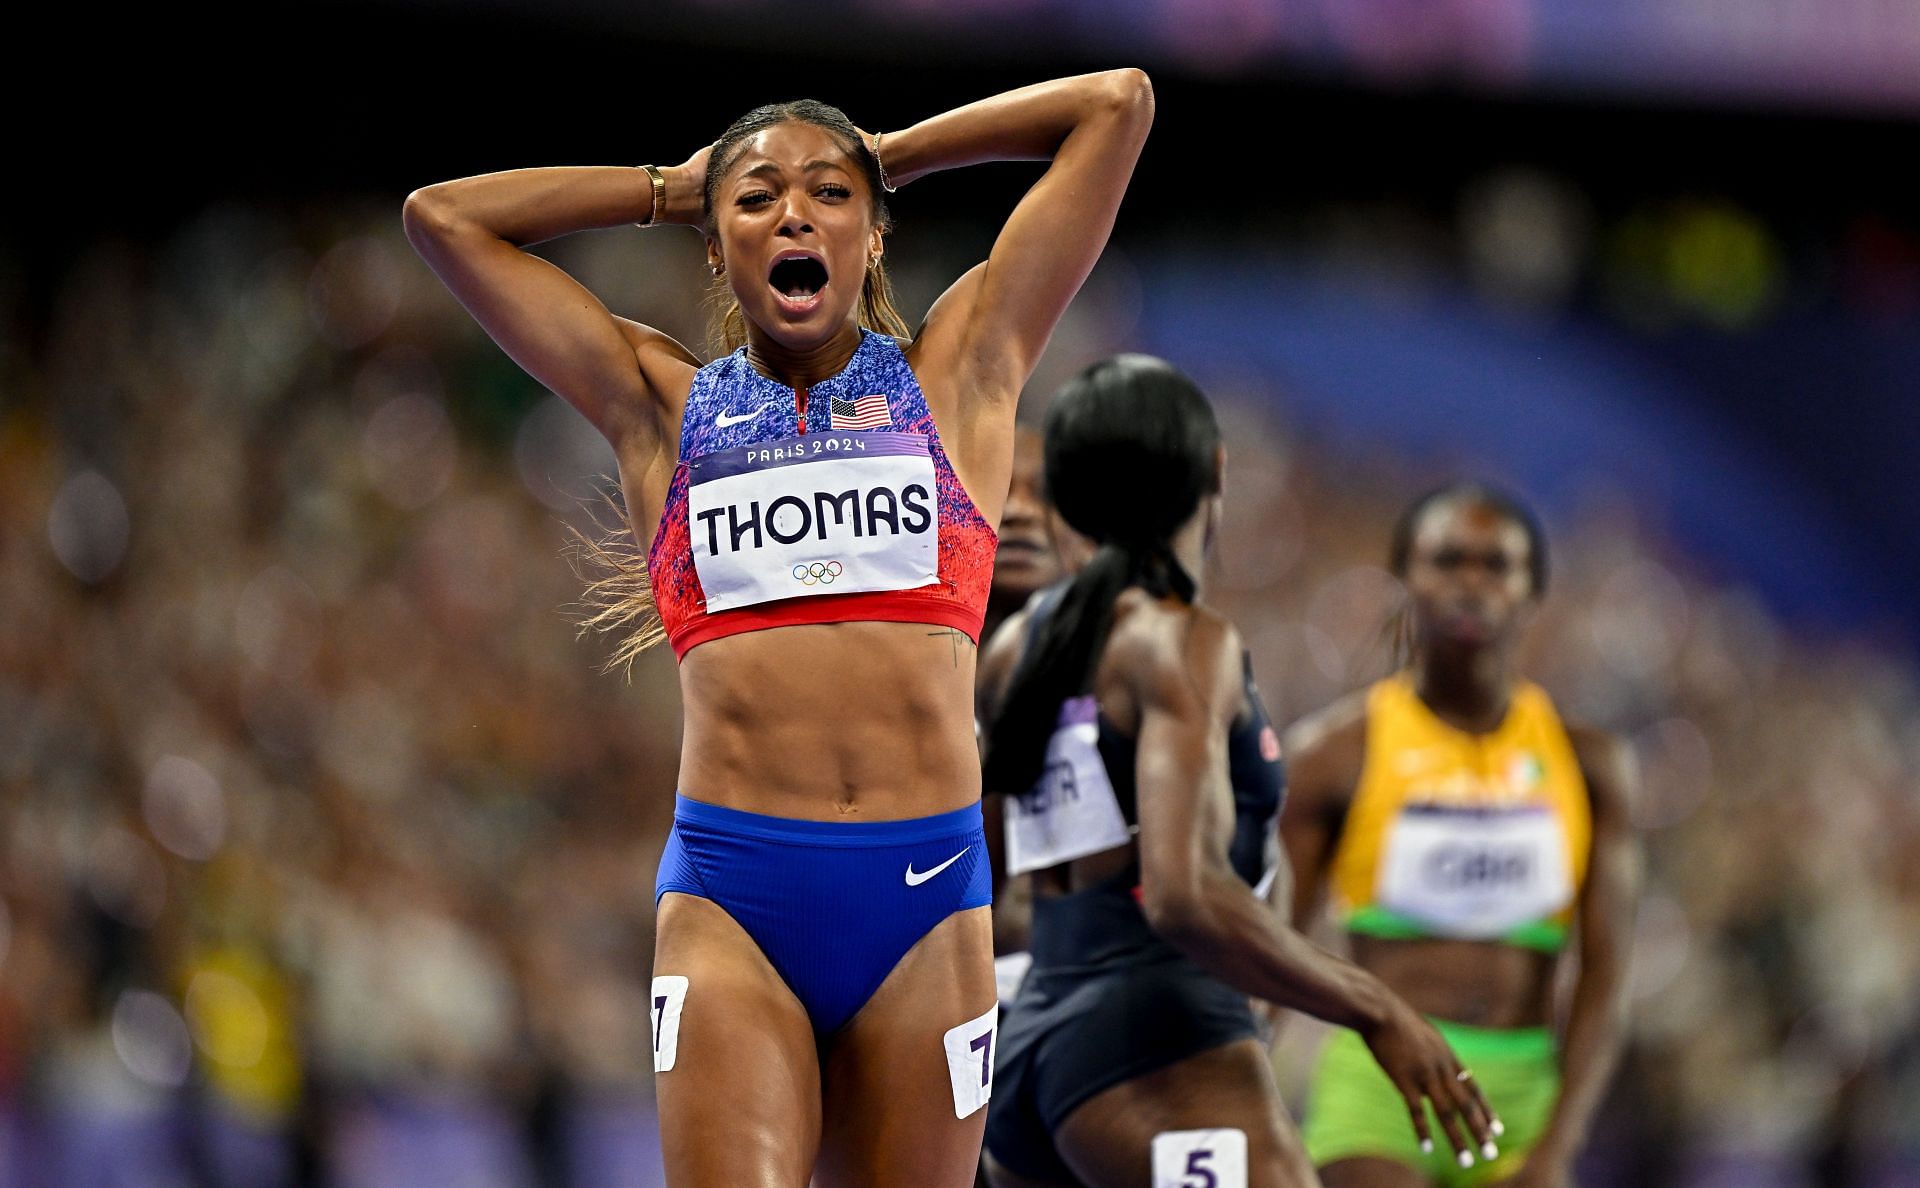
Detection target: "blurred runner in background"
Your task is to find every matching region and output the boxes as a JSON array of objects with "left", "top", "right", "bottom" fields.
[{"left": 1283, "top": 484, "right": 1642, "bottom": 1188}]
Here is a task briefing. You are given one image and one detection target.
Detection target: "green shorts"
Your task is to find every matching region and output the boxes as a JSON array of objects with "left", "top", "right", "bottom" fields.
[{"left": 1302, "top": 1019, "right": 1560, "bottom": 1186}]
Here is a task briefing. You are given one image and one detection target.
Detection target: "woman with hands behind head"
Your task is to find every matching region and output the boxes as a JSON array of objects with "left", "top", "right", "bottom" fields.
[{"left": 405, "top": 70, "right": 1154, "bottom": 1188}]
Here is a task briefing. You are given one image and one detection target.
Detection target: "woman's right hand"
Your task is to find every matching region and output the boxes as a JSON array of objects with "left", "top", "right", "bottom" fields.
[{"left": 1358, "top": 998, "right": 1504, "bottom": 1168}]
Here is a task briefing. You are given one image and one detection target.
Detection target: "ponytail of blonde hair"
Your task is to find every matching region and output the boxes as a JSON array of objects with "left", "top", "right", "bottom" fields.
[{"left": 565, "top": 488, "right": 665, "bottom": 677}]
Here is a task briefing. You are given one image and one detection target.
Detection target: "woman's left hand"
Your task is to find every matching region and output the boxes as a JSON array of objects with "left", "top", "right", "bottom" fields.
[{"left": 657, "top": 144, "right": 714, "bottom": 227}]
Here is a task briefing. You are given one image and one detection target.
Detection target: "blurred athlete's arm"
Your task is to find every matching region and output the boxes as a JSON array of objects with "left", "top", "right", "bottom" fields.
[
  {"left": 1248, "top": 844, "right": 1294, "bottom": 1045},
  {"left": 1257, "top": 702, "right": 1364, "bottom": 1048},
  {"left": 977, "top": 606, "right": 1035, "bottom": 955},
  {"left": 401, "top": 150, "right": 707, "bottom": 451},
  {"left": 1278, "top": 697, "right": 1368, "bottom": 930},
  {"left": 1512, "top": 730, "right": 1642, "bottom": 1186},
  {"left": 1129, "top": 608, "right": 1498, "bottom": 1159}
]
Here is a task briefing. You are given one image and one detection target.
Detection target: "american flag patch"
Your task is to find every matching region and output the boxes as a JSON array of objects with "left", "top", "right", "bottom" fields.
[{"left": 831, "top": 393, "right": 892, "bottom": 431}]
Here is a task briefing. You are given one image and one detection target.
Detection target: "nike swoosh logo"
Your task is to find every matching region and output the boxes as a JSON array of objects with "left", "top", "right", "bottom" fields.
[
  {"left": 905, "top": 847, "right": 970, "bottom": 887},
  {"left": 715, "top": 402, "right": 773, "bottom": 428}
]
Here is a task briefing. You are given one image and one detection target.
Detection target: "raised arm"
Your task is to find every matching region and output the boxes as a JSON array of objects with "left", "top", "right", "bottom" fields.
[
  {"left": 892, "top": 69, "right": 1154, "bottom": 405},
  {"left": 401, "top": 152, "right": 709, "bottom": 452},
  {"left": 1511, "top": 729, "right": 1642, "bottom": 1187},
  {"left": 1126, "top": 610, "right": 1498, "bottom": 1160}
]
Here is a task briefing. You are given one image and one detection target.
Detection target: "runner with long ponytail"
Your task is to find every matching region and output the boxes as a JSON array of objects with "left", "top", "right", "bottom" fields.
[{"left": 979, "top": 356, "right": 1499, "bottom": 1188}]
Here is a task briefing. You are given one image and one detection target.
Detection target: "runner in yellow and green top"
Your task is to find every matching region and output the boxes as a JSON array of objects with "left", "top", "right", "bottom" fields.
[{"left": 1282, "top": 484, "right": 1642, "bottom": 1188}]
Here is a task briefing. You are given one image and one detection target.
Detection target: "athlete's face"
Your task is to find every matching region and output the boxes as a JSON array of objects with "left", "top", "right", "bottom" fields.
[
  {"left": 993, "top": 430, "right": 1063, "bottom": 598},
  {"left": 708, "top": 122, "right": 883, "bottom": 350},
  {"left": 1404, "top": 499, "right": 1536, "bottom": 652}
]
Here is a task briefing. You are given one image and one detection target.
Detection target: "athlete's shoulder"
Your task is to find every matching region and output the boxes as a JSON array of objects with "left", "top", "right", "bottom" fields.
[
  {"left": 675, "top": 337, "right": 746, "bottom": 391},
  {"left": 601, "top": 317, "right": 702, "bottom": 438},
  {"left": 1285, "top": 688, "right": 1370, "bottom": 757},
  {"left": 1118, "top": 594, "right": 1239, "bottom": 665},
  {"left": 1281, "top": 690, "right": 1370, "bottom": 810},
  {"left": 1111, "top": 596, "right": 1243, "bottom": 717},
  {"left": 904, "top": 261, "right": 1011, "bottom": 402},
  {"left": 1563, "top": 720, "right": 1638, "bottom": 819}
]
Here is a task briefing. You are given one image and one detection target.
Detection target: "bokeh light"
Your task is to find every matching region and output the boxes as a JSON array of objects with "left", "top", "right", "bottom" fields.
[
  {"left": 515, "top": 394, "right": 618, "bottom": 514},
  {"left": 47, "top": 469, "right": 130, "bottom": 583},
  {"left": 111, "top": 991, "right": 194, "bottom": 1089},
  {"left": 143, "top": 755, "right": 228, "bottom": 862}
]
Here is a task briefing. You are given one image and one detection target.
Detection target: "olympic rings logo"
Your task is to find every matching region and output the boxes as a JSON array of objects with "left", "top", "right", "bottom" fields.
[{"left": 793, "top": 560, "right": 845, "bottom": 586}]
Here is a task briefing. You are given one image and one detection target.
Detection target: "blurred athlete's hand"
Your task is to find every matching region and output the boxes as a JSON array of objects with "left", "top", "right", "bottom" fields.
[{"left": 1358, "top": 1000, "right": 1503, "bottom": 1169}]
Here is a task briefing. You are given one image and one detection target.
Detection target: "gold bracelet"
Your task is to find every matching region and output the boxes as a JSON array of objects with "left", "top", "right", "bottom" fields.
[{"left": 637, "top": 164, "right": 667, "bottom": 226}]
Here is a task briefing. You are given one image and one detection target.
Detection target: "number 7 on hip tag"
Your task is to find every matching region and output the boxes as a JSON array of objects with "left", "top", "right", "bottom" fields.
[
  {"left": 651, "top": 976, "right": 688, "bottom": 1073},
  {"left": 942, "top": 1005, "right": 997, "bottom": 1118}
]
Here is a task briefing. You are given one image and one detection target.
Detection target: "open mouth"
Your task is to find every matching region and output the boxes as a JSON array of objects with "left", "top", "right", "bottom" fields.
[
  {"left": 768, "top": 254, "right": 829, "bottom": 309},
  {"left": 1438, "top": 606, "right": 1495, "bottom": 642}
]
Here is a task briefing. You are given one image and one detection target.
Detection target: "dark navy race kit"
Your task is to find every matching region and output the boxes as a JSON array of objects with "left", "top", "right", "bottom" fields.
[{"left": 984, "top": 587, "right": 1288, "bottom": 1182}]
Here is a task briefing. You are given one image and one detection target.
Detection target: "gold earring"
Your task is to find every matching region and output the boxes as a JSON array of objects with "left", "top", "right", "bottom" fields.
[{"left": 711, "top": 264, "right": 725, "bottom": 278}]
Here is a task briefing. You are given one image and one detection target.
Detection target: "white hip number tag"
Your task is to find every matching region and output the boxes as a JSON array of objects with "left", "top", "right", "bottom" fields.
[
  {"left": 1152, "top": 1129, "right": 1248, "bottom": 1188},
  {"left": 651, "top": 975, "right": 688, "bottom": 1073},
  {"left": 942, "top": 1004, "right": 997, "bottom": 1119}
]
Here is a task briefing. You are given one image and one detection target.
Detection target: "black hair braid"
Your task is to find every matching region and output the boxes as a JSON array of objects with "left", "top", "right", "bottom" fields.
[{"left": 983, "top": 355, "right": 1220, "bottom": 799}]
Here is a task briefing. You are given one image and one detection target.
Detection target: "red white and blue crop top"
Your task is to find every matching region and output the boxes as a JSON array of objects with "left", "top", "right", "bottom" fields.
[{"left": 645, "top": 329, "right": 998, "bottom": 660}]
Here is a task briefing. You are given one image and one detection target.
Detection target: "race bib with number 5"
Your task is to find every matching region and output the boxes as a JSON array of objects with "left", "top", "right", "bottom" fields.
[{"left": 1152, "top": 1128, "right": 1247, "bottom": 1188}]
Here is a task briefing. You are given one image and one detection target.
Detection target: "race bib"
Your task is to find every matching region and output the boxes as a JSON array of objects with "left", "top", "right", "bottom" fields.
[
  {"left": 943, "top": 1005, "right": 998, "bottom": 1119},
  {"left": 1152, "top": 1129, "right": 1248, "bottom": 1188},
  {"left": 1004, "top": 696, "right": 1133, "bottom": 876},
  {"left": 1378, "top": 804, "right": 1572, "bottom": 937},
  {"left": 650, "top": 975, "right": 688, "bottom": 1072},
  {"left": 688, "top": 432, "right": 938, "bottom": 612}
]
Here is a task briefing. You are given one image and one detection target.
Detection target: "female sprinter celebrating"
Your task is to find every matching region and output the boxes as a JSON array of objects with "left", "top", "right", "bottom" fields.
[
  {"left": 977, "top": 358, "right": 1499, "bottom": 1188},
  {"left": 403, "top": 71, "right": 1153, "bottom": 1187},
  {"left": 1283, "top": 484, "right": 1641, "bottom": 1188}
]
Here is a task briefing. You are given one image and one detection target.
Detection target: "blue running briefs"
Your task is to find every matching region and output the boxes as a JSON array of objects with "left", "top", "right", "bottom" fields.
[{"left": 655, "top": 795, "right": 992, "bottom": 1035}]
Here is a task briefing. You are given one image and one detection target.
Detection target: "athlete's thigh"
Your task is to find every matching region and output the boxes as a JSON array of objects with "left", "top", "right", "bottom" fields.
[
  {"left": 1055, "top": 1039, "right": 1318, "bottom": 1188},
  {"left": 1319, "top": 1159, "right": 1429, "bottom": 1188},
  {"left": 653, "top": 891, "right": 821, "bottom": 1188},
  {"left": 815, "top": 904, "right": 997, "bottom": 1188}
]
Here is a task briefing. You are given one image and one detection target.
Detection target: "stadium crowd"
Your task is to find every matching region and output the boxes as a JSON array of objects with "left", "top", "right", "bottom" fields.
[{"left": 2, "top": 205, "right": 1916, "bottom": 1186}]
